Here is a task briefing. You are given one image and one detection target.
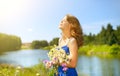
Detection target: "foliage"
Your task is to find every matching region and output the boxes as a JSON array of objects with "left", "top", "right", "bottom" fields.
[
  {"left": 0, "top": 33, "right": 22, "bottom": 53},
  {"left": 43, "top": 46, "right": 55, "bottom": 51},
  {"left": 0, "top": 62, "right": 81, "bottom": 76},
  {"left": 31, "top": 40, "right": 49, "bottom": 49},
  {"left": 0, "top": 63, "right": 54, "bottom": 76},
  {"left": 83, "top": 23, "right": 119, "bottom": 46},
  {"left": 115, "top": 26, "right": 120, "bottom": 45},
  {"left": 49, "top": 37, "right": 59, "bottom": 46},
  {"left": 110, "top": 45, "right": 120, "bottom": 54},
  {"left": 31, "top": 40, "right": 41, "bottom": 49},
  {"left": 79, "top": 44, "right": 120, "bottom": 57}
]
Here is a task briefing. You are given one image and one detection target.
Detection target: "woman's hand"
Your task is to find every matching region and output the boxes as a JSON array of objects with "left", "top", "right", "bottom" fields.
[{"left": 43, "top": 60, "right": 53, "bottom": 69}]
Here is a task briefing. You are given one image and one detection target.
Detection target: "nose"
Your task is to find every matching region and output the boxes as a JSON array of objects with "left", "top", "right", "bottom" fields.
[{"left": 60, "top": 21, "right": 63, "bottom": 25}]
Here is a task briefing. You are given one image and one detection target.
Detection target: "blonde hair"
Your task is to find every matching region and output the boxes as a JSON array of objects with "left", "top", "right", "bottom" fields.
[{"left": 66, "top": 14, "right": 83, "bottom": 47}]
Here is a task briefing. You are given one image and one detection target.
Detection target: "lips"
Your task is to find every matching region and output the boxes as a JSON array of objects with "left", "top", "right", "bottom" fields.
[{"left": 59, "top": 24, "right": 62, "bottom": 27}]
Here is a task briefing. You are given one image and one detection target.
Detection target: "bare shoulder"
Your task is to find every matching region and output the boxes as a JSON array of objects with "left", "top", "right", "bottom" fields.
[
  {"left": 68, "top": 37, "right": 77, "bottom": 45},
  {"left": 68, "top": 37, "right": 78, "bottom": 54}
]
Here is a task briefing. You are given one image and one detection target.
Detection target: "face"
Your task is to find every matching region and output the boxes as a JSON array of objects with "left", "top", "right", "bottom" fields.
[{"left": 59, "top": 16, "right": 70, "bottom": 30}]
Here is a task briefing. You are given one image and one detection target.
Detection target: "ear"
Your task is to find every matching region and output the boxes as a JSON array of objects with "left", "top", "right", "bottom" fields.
[{"left": 71, "top": 30, "right": 75, "bottom": 36}]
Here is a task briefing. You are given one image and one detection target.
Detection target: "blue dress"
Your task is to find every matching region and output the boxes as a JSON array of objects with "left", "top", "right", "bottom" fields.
[{"left": 57, "top": 45, "right": 78, "bottom": 76}]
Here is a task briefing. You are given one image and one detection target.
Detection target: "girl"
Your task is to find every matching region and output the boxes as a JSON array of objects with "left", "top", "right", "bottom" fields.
[{"left": 57, "top": 14, "right": 83, "bottom": 76}]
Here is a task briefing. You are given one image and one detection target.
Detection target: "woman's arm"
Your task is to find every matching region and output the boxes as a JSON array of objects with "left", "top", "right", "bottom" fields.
[{"left": 66, "top": 37, "right": 78, "bottom": 68}]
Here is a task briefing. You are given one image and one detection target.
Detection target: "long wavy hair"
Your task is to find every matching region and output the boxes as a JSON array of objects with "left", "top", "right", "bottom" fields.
[{"left": 66, "top": 14, "right": 83, "bottom": 47}]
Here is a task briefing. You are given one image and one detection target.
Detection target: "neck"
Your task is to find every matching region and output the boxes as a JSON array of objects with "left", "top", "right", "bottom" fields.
[{"left": 61, "top": 30, "right": 71, "bottom": 40}]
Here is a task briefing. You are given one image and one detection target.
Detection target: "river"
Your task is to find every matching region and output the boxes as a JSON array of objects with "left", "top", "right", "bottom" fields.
[{"left": 0, "top": 49, "right": 120, "bottom": 76}]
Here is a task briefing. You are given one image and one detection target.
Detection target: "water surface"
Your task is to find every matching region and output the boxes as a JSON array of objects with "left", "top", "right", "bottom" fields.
[{"left": 0, "top": 49, "right": 120, "bottom": 76}]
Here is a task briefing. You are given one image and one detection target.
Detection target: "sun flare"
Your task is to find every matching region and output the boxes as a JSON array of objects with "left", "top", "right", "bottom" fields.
[{"left": 0, "top": 0, "right": 25, "bottom": 21}]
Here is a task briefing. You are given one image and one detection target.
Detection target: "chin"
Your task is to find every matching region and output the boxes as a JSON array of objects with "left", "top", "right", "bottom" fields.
[{"left": 59, "top": 26, "right": 62, "bottom": 29}]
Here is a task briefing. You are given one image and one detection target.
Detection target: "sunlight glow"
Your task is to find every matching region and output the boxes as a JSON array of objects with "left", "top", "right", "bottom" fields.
[{"left": 0, "top": 0, "right": 25, "bottom": 22}]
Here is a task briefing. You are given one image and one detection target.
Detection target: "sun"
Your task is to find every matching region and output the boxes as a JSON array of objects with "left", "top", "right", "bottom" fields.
[{"left": 0, "top": 0, "right": 25, "bottom": 21}]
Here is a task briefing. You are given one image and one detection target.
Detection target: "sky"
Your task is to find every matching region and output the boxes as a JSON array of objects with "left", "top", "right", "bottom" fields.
[{"left": 0, "top": 0, "right": 120, "bottom": 43}]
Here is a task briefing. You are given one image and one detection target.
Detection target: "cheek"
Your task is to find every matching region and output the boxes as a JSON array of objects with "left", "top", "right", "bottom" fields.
[
  {"left": 59, "top": 22, "right": 70, "bottom": 30},
  {"left": 59, "top": 23, "right": 66, "bottom": 29}
]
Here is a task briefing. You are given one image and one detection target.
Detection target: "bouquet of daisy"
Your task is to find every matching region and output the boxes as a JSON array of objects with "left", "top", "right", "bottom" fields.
[{"left": 43, "top": 45, "right": 71, "bottom": 75}]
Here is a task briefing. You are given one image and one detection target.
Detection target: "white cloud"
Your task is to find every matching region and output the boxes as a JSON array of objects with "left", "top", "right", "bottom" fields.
[{"left": 27, "top": 28, "right": 33, "bottom": 32}]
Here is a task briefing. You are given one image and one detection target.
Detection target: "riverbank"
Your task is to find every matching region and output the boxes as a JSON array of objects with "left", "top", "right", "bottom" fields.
[
  {"left": 43, "top": 44, "right": 120, "bottom": 58},
  {"left": 78, "top": 44, "right": 120, "bottom": 58},
  {"left": 20, "top": 44, "right": 120, "bottom": 58}
]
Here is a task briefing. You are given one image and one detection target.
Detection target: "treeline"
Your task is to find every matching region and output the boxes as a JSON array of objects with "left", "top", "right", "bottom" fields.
[
  {"left": 84, "top": 23, "right": 120, "bottom": 45},
  {"left": 31, "top": 38, "right": 59, "bottom": 49},
  {"left": 0, "top": 33, "right": 22, "bottom": 52}
]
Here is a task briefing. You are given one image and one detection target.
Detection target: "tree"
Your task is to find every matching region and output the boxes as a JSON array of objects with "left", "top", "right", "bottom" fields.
[
  {"left": 31, "top": 40, "right": 49, "bottom": 49},
  {"left": 49, "top": 37, "right": 59, "bottom": 46},
  {"left": 0, "top": 33, "right": 22, "bottom": 52},
  {"left": 83, "top": 33, "right": 96, "bottom": 45},
  {"left": 106, "top": 24, "right": 117, "bottom": 45},
  {"left": 31, "top": 40, "right": 41, "bottom": 49},
  {"left": 39, "top": 40, "right": 49, "bottom": 48},
  {"left": 115, "top": 26, "right": 120, "bottom": 45},
  {"left": 84, "top": 23, "right": 119, "bottom": 45},
  {"left": 97, "top": 26, "right": 107, "bottom": 44},
  {"left": 108, "top": 32, "right": 117, "bottom": 45}
]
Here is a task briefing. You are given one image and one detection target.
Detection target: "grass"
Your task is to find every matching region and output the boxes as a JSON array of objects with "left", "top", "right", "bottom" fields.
[
  {"left": 0, "top": 63, "right": 54, "bottom": 76},
  {"left": 78, "top": 44, "right": 120, "bottom": 58},
  {"left": 0, "top": 63, "right": 82, "bottom": 76},
  {"left": 43, "top": 44, "right": 120, "bottom": 57}
]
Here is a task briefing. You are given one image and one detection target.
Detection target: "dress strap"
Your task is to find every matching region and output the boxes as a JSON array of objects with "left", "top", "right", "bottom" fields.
[
  {"left": 59, "top": 37, "right": 71, "bottom": 46},
  {"left": 65, "top": 38, "right": 71, "bottom": 46},
  {"left": 58, "top": 37, "right": 62, "bottom": 46}
]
